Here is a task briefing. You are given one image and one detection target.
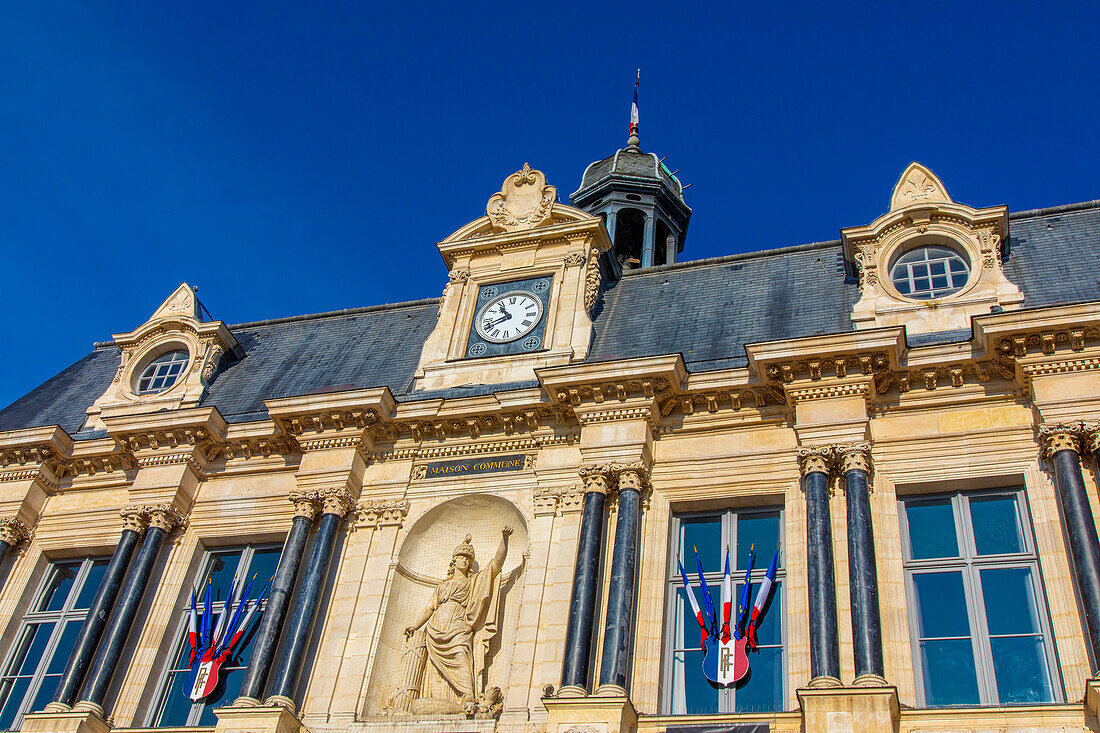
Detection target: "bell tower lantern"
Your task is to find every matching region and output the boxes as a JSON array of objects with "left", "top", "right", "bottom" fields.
[{"left": 571, "top": 125, "right": 691, "bottom": 274}]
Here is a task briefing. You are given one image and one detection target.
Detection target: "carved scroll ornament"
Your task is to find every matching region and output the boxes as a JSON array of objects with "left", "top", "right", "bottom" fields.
[{"left": 486, "top": 164, "right": 557, "bottom": 232}]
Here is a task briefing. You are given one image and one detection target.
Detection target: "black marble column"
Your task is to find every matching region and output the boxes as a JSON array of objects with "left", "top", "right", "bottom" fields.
[
  {"left": 561, "top": 467, "right": 611, "bottom": 692},
  {"left": 839, "top": 443, "right": 884, "bottom": 681},
  {"left": 51, "top": 513, "right": 144, "bottom": 709},
  {"left": 236, "top": 495, "right": 318, "bottom": 703},
  {"left": 80, "top": 506, "right": 179, "bottom": 710},
  {"left": 798, "top": 447, "right": 841, "bottom": 683},
  {"left": 598, "top": 466, "right": 647, "bottom": 691},
  {"left": 1046, "top": 424, "right": 1100, "bottom": 669},
  {"left": 265, "top": 491, "right": 350, "bottom": 708}
]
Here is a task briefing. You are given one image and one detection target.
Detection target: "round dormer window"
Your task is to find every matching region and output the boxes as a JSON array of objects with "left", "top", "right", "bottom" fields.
[
  {"left": 134, "top": 349, "right": 189, "bottom": 395},
  {"left": 890, "top": 245, "right": 970, "bottom": 300}
]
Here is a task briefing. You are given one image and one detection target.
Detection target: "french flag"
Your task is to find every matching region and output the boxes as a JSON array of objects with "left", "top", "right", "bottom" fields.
[
  {"left": 187, "top": 588, "right": 198, "bottom": 666},
  {"left": 629, "top": 70, "right": 639, "bottom": 132},
  {"left": 721, "top": 548, "right": 733, "bottom": 642},
  {"left": 694, "top": 548, "right": 718, "bottom": 636},
  {"left": 747, "top": 545, "right": 781, "bottom": 649},
  {"left": 677, "top": 556, "right": 709, "bottom": 648}
]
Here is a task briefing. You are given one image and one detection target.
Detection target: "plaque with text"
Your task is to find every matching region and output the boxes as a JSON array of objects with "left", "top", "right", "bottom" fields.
[{"left": 421, "top": 454, "right": 526, "bottom": 479}]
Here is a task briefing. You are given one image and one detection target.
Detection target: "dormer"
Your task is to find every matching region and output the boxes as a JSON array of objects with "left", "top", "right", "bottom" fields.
[
  {"left": 842, "top": 163, "right": 1024, "bottom": 334},
  {"left": 85, "top": 283, "right": 239, "bottom": 430},
  {"left": 414, "top": 165, "right": 612, "bottom": 391}
]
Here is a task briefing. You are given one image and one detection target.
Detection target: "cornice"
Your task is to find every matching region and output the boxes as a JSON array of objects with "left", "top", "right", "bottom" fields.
[{"left": 785, "top": 377, "right": 873, "bottom": 406}]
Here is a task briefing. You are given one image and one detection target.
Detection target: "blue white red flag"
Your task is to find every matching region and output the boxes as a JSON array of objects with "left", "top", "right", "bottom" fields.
[
  {"left": 630, "top": 70, "right": 639, "bottom": 132},
  {"left": 721, "top": 548, "right": 733, "bottom": 642},
  {"left": 184, "top": 576, "right": 268, "bottom": 702},
  {"left": 746, "top": 545, "right": 781, "bottom": 649},
  {"left": 188, "top": 588, "right": 198, "bottom": 666},
  {"left": 677, "top": 556, "right": 709, "bottom": 648}
]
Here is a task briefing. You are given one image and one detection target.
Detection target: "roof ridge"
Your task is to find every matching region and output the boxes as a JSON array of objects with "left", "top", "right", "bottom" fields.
[
  {"left": 622, "top": 238, "right": 843, "bottom": 277},
  {"left": 1009, "top": 199, "right": 1100, "bottom": 220},
  {"left": 90, "top": 296, "right": 442, "bottom": 348}
]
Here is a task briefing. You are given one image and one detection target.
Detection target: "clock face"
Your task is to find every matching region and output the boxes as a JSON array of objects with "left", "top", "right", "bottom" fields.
[{"left": 474, "top": 291, "right": 544, "bottom": 343}]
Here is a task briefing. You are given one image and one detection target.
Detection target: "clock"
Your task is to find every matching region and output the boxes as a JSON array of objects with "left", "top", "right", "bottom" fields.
[
  {"left": 465, "top": 276, "right": 552, "bottom": 358},
  {"left": 475, "top": 291, "right": 544, "bottom": 343}
]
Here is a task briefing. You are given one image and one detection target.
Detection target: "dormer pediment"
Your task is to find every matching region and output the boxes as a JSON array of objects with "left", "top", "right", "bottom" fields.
[
  {"left": 842, "top": 163, "right": 1022, "bottom": 335},
  {"left": 85, "top": 284, "right": 239, "bottom": 430}
]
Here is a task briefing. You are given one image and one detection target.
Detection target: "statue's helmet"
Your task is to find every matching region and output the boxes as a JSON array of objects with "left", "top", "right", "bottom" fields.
[{"left": 453, "top": 534, "right": 475, "bottom": 560}]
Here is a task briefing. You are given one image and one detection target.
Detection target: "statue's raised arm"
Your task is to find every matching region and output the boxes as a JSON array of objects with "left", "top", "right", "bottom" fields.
[{"left": 489, "top": 526, "right": 513, "bottom": 575}]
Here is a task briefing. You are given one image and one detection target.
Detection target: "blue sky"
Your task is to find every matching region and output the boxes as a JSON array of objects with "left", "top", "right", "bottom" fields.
[{"left": 2, "top": 1, "right": 1098, "bottom": 409}]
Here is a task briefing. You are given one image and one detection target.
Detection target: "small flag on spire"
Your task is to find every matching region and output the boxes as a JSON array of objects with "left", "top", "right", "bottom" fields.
[{"left": 630, "top": 69, "right": 640, "bottom": 132}]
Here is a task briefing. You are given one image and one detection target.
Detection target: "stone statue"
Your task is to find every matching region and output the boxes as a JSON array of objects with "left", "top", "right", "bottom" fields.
[{"left": 398, "top": 526, "right": 512, "bottom": 715}]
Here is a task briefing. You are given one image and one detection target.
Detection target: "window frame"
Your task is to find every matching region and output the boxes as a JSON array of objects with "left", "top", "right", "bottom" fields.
[
  {"left": 0, "top": 557, "right": 108, "bottom": 730},
  {"left": 149, "top": 543, "right": 280, "bottom": 727},
  {"left": 898, "top": 488, "right": 1063, "bottom": 707},
  {"left": 661, "top": 507, "right": 787, "bottom": 715},
  {"left": 134, "top": 349, "right": 190, "bottom": 396},
  {"left": 888, "top": 244, "right": 971, "bottom": 300}
]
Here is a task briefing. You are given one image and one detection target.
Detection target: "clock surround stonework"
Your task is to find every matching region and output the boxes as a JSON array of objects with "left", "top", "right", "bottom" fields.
[{"left": 413, "top": 165, "right": 611, "bottom": 392}]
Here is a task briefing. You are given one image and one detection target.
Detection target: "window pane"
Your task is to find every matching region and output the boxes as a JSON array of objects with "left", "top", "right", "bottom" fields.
[
  {"left": 905, "top": 499, "right": 959, "bottom": 559},
  {"left": 0, "top": 677, "right": 31, "bottom": 730},
  {"left": 969, "top": 495, "right": 1023, "bottom": 555},
  {"left": 735, "top": 581, "right": 781, "bottom": 647},
  {"left": 28, "top": 674, "right": 59, "bottom": 714},
  {"left": 678, "top": 517, "right": 721, "bottom": 571},
  {"left": 912, "top": 572, "right": 970, "bottom": 638},
  {"left": 990, "top": 635, "right": 1053, "bottom": 704},
  {"left": 38, "top": 564, "right": 79, "bottom": 612},
  {"left": 157, "top": 670, "right": 195, "bottom": 726},
  {"left": 736, "top": 513, "right": 780, "bottom": 570},
  {"left": 669, "top": 650, "right": 719, "bottom": 715},
  {"left": 246, "top": 548, "right": 282, "bottom": 589},
  {"left": 920, "top": 638, "right": 980, "bottom": 706},
  {"left": 206, "top": 551, "right": 244, "bottom": 602},
  {"left": 13, "top": 623, "right": 56, "bottom": 676},
  {"left": 46, "top": 620, "right": 83, "bottom": 675},
  {"left": 74, "top": 560, "right": 109, "bottom": 610},
  {"left": 981, "top": 567, "right": 1041, "bottom": 635},
  {"left": 735, "top": 645, "right": 782, "bottom": 712},
  {"left": 895, "top": 278, "right": 911, "bottom": 294}
]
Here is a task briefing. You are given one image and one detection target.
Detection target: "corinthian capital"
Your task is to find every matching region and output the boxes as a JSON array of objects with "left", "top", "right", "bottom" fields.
[
  {"left": 146, "top": 504, "right": 185, "bottom": 533},
  {"left": 1038, "top": 422, "right": 1084, "bottom": 458},
  {"left": 797, "top": 446, "right": 834, "bottom": 478},
  {"left": 318, "top": 488, "right": 354, "bottom": 517},
  {"left": 611, "top": 461, "right": 650, "bottom": 493},
  {"left": 289, "top": 491, "right": 319, "bottom": 520},
  {"left": 834, "top": 442, "right": 873, "bottom": 477},
  {"left": 1083, "top": 421, "right": 1100, "bottom": 456},
  {"left": 120, "top": 505, "right": 150, "bottom": 534},
  {"left": 0, "top": 518, "right": 31, "bottom": 548},
  {"left": 579, "top": 465, "right": 613, "bottom": 495}
]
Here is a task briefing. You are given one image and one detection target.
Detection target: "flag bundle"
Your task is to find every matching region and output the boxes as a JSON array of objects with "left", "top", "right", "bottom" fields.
[
  {"left": 185, "top": 574, "right": 268, "bottom": 701},
  {"left": 679, "top": 543, "right": 780, "bottom": 652}
]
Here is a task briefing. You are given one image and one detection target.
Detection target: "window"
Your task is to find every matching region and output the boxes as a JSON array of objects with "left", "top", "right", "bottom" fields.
[
  {"left": 153, "top": 545, "right": 281, "bottom": 727},
  {"left": 135, "top": 350, "right": 189, "bottom": 395},
  {"left": 0, "top": 558, "right": 109, "bottom": 730},
  {"left": 890, "top": 245, "right": 970, "bottom": 299},
  {"left": 900, "top": 490, "right": 1061, "bottom": 707},
  {"left": 664, "top": 509, "right": 785, "bottom": 714}
]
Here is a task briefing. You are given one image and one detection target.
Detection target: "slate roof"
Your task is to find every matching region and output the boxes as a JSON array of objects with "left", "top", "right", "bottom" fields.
[
  {"left": 574, "top": 148, "right": 685, "bottom": 199},
  {"left": 3, "top": 200, "right": 1100, "bottom": 437}
]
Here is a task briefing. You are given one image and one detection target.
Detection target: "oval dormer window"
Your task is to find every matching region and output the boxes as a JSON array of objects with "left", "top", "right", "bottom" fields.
[
  {"left": 135, "top": 349, "right": 189, "bottom": 395},
  {"left": 890, "top": 245, "right": 970, "bottom": 300}
]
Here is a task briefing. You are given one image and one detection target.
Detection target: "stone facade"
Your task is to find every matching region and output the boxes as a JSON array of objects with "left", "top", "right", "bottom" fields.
[{"left": 2, "top": 157, "right": 1100, "bottom": 733}]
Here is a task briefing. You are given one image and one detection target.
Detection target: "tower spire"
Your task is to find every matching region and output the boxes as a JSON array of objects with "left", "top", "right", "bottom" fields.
[{"left": 627, "top": 69, "right": 640, "bottom": 151}]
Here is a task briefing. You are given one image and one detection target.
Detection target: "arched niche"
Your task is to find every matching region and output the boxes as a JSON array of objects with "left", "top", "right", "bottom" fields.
[{"left": 363, "top": 494, "right": 528, "bottom": 718}]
